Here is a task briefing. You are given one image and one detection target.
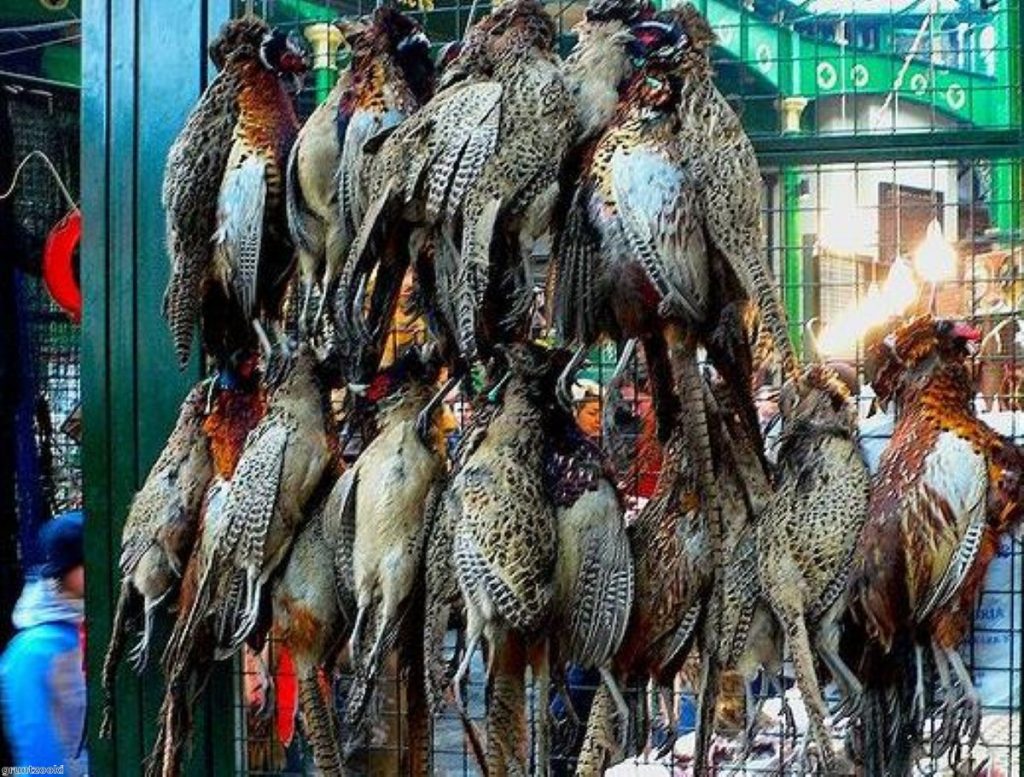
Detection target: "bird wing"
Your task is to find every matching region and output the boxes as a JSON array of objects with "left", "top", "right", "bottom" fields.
[
  {"left": 914, "top": 430, "right": 989, "bottom": 622},
  {"left": 610, "top": 146, "right": 709, "bottom": 323},
  {"left": 285, "top": 139, "right": 320, "bottom": 261},
  {"left": 566, "top": 492, "right": 634, "bottom": 668},
  {"left": 214, "top": 150, "right": 267, "bottom": 321},
  {"left": 162, "top": 69, "right": 241, "bottom": 365},
  {"left": 207, "top": 419, "right": 289, "bottom": 654},
  {"left": 392, "top": 81, "right": 502, "bottom": 221},
  {"left": 338, "top": 108, "right": 408, "bottom": 249},
  {"left": 323, "top": 465, "right": 358, "bottom": 602}
]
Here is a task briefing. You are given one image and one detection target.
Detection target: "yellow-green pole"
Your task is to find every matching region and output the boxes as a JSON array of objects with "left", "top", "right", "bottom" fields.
[{"left": 304, "top": 22, "right": 342, "bottom": 104}]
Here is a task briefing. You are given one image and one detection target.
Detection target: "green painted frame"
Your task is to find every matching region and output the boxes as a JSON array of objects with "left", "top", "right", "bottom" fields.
[{"left": 81, "top": 1, "right": 237, "bottom": 774}]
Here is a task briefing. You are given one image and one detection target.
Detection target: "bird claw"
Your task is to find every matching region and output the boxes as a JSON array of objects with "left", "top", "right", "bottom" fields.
[
  {"left": 127, "top": 635, "right": 149, "bottom": 673},
  {"left": 831, "top": 691, "right": 861, "bottom": 727},
  {"left": 930, "top": 690, "right": 981, "bottom": 760}
]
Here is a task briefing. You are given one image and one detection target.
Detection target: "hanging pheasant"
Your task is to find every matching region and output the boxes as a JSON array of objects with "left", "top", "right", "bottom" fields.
[
  {"left": 336, "top": 0, "right": 577, "bottom": 390},
  {"left": 286, "top": 8, "right": 434, "bottom": 328},
  {"left": 163, "top": 15, "right": 307, "bottom": 370}
]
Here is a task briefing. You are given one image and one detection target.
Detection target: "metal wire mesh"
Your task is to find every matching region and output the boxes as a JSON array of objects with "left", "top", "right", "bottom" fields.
[
  {"left": 219, "top": 1, "right": 1024, "bottom": 774},
  {"left": 4, "top": 84, "right": 82, "bottom": 524}
]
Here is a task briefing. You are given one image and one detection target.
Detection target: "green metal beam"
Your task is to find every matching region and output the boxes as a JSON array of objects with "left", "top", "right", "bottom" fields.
[{"left": 696, "top": 0, "right": 1008, "bottom": 128}]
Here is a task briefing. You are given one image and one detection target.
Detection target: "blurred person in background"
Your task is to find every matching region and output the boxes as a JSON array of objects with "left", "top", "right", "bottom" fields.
[
  {"left": 572, "top": 379, "right": 602, "bottom": 440},
  {"left": 0, "top": 510, "right": 87, "bottom": 776}
]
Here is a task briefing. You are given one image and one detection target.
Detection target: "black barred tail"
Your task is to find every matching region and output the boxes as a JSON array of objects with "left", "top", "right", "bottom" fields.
[
  {"left": 486, "top": 633, "right": 528, "bottom": 777},
  {"left": 298, "top": 671, "right": 344, "bottom": 775},
  {"left": 692, "top": 649, "right": 720, "bottom": 777},
  {"left": 163, "top": 264, "right": 200, "bottom": 369},
  {"left": 100, "top": 580, "right": 135, "bottom": 739},
  {"left": 857, "top": 636, "right": 918, "bottom": 777}
]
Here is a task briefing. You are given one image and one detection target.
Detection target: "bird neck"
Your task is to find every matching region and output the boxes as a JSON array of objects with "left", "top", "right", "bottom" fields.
[
  {"left": 233, "top": 59, "right": 299, "bottom": 146},
  {"left": 897, "top": 359, "right": 974, "bottom": 418},
  {"left": 376, "top": 384, "right": 433, "bottom": 428}
]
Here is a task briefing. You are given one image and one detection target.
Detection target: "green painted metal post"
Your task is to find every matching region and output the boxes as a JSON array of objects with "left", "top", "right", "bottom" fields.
[
  {"left": 781, "top": 166, "right": 805, "bottom": 357},
  {"left": 82, "top": 1, "right": 235, "bottom": 774},
  {"left": 304, "top": 22, "right": 343, "bottom": 104},
  {"left": 991, "top": 0, "right": 1022, "bottom": 236}
]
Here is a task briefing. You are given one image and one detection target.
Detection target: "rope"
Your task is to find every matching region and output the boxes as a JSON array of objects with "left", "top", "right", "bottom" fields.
[
  {"left": 0, "top": 150, "right": 78, "bottom": 211},
  {"left": 870, "top": 11, "right": 934, "bottom": 130},
  {"left": 0, "top": 21, "right": 80, "bottom": 35},
  {"left": 464, "top": 0, "right": 481, "bottom": 39},
  {"left": 0, "top": 33, "right": 82, "bottom": 59}
]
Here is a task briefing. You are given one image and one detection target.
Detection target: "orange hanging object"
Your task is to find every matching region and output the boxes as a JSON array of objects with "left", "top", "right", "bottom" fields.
[{"left": 42, "top": 209, "right": 81, "bottom": 323}]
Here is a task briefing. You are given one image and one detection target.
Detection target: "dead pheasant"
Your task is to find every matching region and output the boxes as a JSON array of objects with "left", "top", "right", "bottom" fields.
[
  {"left": 286, "top": 8, "right": 434, "bottom": 327},
  {"left": 755, "top": 365, "right": 870, "bottom": 771},
  {"left": 100, "top": 380, "right": 213, "bottom": 738},
  {"left": 270, "top": 468, "right": 354, "bottom": 775},
  {"left": 336, "top": 0, "right": 577, "bottom": 387},
  {"left": 333, "top": 348, "right": 446, "bottom": 730},
  {"left": 163, "top": 15, "right": 306, "bottom": 369},
  {"left": 847, "top": 316, "right": 1024, "bottom": 775}
]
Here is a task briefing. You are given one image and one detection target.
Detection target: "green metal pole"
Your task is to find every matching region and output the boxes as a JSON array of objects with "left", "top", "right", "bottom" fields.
[
  {"left": 990, "top": 0, "right": 1022, "bottom": 235},
  {"left": 781, "top": 166, "right": 805, "bottom": 357},
  {"left": 304, "top": 22, "right": 341, "bottom": 104}
]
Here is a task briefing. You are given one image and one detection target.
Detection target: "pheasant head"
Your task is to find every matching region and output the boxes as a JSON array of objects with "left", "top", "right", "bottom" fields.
[
  {"left": 866, "top": 315, "right": 981, "bottom": 407},
  {"left": 485, "top": 0, "right": 558, "bottom": 64},
  {"left": 351, "top": 7, "right": 435, "bottom": 104},
  {"left": 779, "top": 363, "right": 858, "bottom": 432}
]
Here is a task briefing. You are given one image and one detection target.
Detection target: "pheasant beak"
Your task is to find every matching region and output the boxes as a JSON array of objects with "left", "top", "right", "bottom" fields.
[{"left": 348, "top": 382, "right": 369, "bottom": 397}]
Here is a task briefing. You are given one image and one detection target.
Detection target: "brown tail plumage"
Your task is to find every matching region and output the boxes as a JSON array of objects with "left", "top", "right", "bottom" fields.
[
  {"left": 575, "top": 682, "right": 619, "bottom": 776},
  {"left": 100, "top": 580, "right": 135, "bottom": 739},
  {"left": 487, "top": 632, "right": 529, "bottom": 776},
  {"left": 297, "top": 670, "right": 345, "bottom": 775}
]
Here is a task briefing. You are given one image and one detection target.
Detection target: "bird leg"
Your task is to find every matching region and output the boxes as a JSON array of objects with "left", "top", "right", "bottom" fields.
[
  {"left": 653, "top": 683, "right": 679, "bottom": 759},
  {"left": 452, "top": 630, "right": 482, "bottom": 717},
  {"left": 914, "top": 643, "right": 929, "bottom": 732},
  {"left": 783, "top": 614, "right": 836, "bottom": 775},
  {"left": 599, "top": 667, "right": 631, "bottom": 752},
  {"left": 942, "top": 645, "right": 982, "bottom": 752},
  {"left": 555, "top": 344, "right": 588, "bottom": 412},
  {"left": 128, "top": 597, "right": 161, "bottom": 673},
  {"left": 416, "top": 371, "right": 461, "bottom": 445},
  {"left": 299, "top": 278, "right": 315, "bottom": 338},
  {"left": 815, "top": 621, "right": 862, "bottom": 723}
]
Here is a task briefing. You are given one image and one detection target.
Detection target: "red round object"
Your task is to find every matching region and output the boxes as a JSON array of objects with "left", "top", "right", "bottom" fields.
[{"left": 42, "top": 209, "right": 81, "bottom": 323}]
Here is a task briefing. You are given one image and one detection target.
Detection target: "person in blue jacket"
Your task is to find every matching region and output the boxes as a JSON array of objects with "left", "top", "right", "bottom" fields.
[{"left": 0, "top": 511, "right": 87, "bottom": 775}]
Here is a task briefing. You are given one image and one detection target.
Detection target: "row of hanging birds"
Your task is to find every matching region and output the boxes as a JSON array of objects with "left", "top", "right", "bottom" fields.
[{"left": 97, "top": 1, "right": 1024, "bottom": 775}]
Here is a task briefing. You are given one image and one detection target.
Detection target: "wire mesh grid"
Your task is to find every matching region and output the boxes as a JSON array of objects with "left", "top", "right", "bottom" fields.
[
  {"left": 5, "top": 84, "right": 82, "bottom": 520},
  {"left": 215, "top": 1, "right": 1024, "bottom": 774}
]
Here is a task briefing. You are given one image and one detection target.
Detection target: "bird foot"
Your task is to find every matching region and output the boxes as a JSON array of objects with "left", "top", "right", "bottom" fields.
[
  {"left": 945, "top": 691, "right": 982, "bottom": 751},
  {"left": 127, "top": 633, "right": 149, "bottom": 673},
  {"left": 831, "top": 691, "right": 862, "bottom": 727}
]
